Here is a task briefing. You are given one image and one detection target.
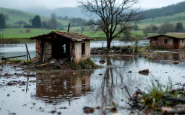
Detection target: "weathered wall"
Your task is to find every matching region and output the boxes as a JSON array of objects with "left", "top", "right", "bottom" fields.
[
  {"left": 36, "top": 40, "right": 41, "bottom": 61},
  {"left": 150, "top": 36, "right": 185, "bottom": 49},
  {"left": 150, "top": 36, "right": 174, "bottom": 49},
  {"left": 73, "top": 41, "right": 91, "bottom": 63},
  {"left": 35, "top": 40, "right": 52, "bottom": 62},
  {"left": 35, "top": 40, "right": 91, "bottom": 63},
  {"left": 43, "top": 42, "right": 52, "bottom": 62},
  {"left": 179, "top": 39, "right": 185, "bottom": 49}
]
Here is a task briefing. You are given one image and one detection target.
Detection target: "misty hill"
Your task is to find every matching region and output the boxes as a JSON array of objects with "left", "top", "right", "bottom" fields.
[
  {"left": 0, "top": 7, "right": 69, "bottom": 27},
  {"left": 53, "top": 7, "right": 87, "bottom": 18},
  {"left": 20, "top": 7, "right": 86, "bottom": 18},
  {"left": 19, "top": 1, "right": 185, "bottom": 20},
  {"left": 142, "top": 1, "right": 185, "bottom": 19},
  {"left": 19, "top": 7, "right": 95, "bottom": 19}
]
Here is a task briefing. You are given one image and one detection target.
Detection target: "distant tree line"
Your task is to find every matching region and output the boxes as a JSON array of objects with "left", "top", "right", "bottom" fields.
[
  {"left": 24, "top": 13, "right": 59, "bottom": 29},
  {"left": 142, "top": 1, "right": 185, "bottom": 19},
  {"left": 143, "top": 22, "right": 184, "bottom": 36},
  {"left": 0, "top": 13, "right": 6, "bottom": 29}
]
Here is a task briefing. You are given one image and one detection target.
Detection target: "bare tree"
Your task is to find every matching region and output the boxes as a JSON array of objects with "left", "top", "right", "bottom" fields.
[{"left": 79, "top": 0, "right": 141, "bottom": 49}]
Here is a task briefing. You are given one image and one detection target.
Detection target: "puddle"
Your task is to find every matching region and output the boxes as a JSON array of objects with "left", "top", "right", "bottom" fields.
[{"left": 1, "top": 54, "right": 185, "bottom": 115}]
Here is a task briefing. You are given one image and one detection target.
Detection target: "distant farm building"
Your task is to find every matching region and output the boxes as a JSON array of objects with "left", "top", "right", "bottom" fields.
[
  {"left": 30, "top": 31, "right": 93, "bottom": 63},
  {"left": 147, "top": 35, "right": 185, "bottom": 49}
]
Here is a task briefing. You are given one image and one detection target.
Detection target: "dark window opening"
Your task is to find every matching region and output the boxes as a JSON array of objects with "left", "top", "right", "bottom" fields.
[
  {"left": 82, "top": 43, "right": 85, "bottom": 55},
  {"left": 164, "top": 39, "right": 168, "bottom": 44},
  {"left": 182, "top": 40, "right": 184, "bottom": 43},
  {"left": 52, "top": 41, "right": 70, "bottom": 60},
  {"left": 153, "top": 38, "right": 158, "bottom": 41}
]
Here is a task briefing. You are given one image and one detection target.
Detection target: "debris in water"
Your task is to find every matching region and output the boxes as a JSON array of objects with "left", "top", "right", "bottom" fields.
[
  {"left": 50, "top": 110, "right": 56, "bottom": 114},
  {"left": 173, "top": 61, "right": 179, "bottom": 64},
  {"left": 139, "top": 69, "right": 149, "bottom": 76},
  {"left": 99, "top": 60, "right": 106, "bottom": 64},
  {"left": 83, "top": 106, "right": 95, "bottom": 113},
  {"left": 99, "top": 73, "right": 103, "bottom": 76}
]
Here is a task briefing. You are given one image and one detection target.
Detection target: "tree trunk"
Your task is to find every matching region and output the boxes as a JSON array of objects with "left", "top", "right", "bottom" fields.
[{"left": 107, "top": 40, "right": 111, "bottom": 50}]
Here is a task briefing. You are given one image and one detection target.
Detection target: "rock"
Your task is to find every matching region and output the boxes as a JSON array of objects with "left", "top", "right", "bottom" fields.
[
  {"left": 50, "top": 110, "right": 56, "bottom": 114},
  {"left": 83, "top": 106, "right": 95, "bottom": 113},
  {"left": 99, "top": 73, "right": 103, "bottom": 76},
  {"left": 139, "top": 69, "right": 149, "bottom": 76},
  {"left": 99, "top": 60, "right": 106, "bottom": 64}
]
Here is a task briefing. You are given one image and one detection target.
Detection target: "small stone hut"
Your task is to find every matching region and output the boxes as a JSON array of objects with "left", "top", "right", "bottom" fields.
[
  {"left": 147, "top": 35, "right": 185, "bottom": 49},
  {"left": 30, "top": 31, "right": 93, "bottom": 63}
]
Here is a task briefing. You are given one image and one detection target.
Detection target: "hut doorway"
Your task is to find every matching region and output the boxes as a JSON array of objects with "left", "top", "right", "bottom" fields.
[
  {"left": 174, "top": 39, "right": 179, "bottom": 49},
  {"left": 52, "top": 41, "right": 70, "bottom": 60}
]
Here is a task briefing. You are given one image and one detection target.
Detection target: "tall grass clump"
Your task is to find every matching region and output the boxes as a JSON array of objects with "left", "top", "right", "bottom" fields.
[{"left": 141, "top": 78, "right": 173, "bottom": 108}]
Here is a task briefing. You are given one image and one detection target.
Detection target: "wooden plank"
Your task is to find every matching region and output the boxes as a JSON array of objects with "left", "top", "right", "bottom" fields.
[{"left": 25, "top": 43, "right": 31, "bottom": 60}]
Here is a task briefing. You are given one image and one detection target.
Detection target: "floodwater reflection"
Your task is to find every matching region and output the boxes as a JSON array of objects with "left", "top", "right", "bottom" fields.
[
  {"left": 36, "top": 71, "right": 92, "bottom": 98},
  {"left": 1, "top": 55, "right": 185, "bottom": 115}
]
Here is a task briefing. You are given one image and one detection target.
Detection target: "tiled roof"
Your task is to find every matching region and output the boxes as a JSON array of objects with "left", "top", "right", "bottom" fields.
[{"left": 30, "top": 31, "right": 93, "bottom": 41}]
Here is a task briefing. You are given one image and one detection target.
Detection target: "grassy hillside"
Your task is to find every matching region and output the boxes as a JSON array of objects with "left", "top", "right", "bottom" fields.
[
  {"left": 0, "top": 7, "right": 69, "bottom": 27},
  {"left": 1, "top": 28, "right": 55, "bottom": 38},
  {"left": 138, "top": 11, "right": 185, "bottom": 29},
  {"left": 0, "top": 28, "right": 147, "bottom": 39},
  {"left": 142, "top": 1, "right": 185, "bottom": 19}
]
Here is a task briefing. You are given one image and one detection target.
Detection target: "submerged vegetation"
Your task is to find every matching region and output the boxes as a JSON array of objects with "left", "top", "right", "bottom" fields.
[
  {"left": 0, "top": 58, "right": 100, "bottom": 70},
  {"left": 128, "top": 78, "right": 185, "bottom": 114},
  {"left": 69, "top": 58, "right": 99, "bottom": 70}
]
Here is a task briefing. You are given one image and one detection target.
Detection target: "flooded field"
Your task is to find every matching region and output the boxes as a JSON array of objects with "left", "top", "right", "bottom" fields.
[
  {"left": 1, "top": 40, "right": 185, "bottom": 115},
  {"left": 1, "top": 54, "right": 185, "bottom": 115},
  {"left": 0, "top": 40, "right": 149, "bottom": 58}
]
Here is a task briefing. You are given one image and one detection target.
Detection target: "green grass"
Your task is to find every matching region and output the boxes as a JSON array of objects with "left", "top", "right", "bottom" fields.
[
  {"left": 0, "top": 27, "right": 149, "bottom": 40},
  {"left": 141, "top": 78, "right": 174, "bottom": 109},
  {"left": 0, "top": 7, "right": 69, "bottom": 27},
  {"left": 1, "top": 28, "right": 55, "bottom": 38},
  {"left": 138, "top": 11, "right": 185, "bottom": 29}
]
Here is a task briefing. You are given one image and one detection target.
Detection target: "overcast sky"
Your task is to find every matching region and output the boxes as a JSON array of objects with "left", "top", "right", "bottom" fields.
[{"left": 0, "top": 0, "right": 184, "bottom": 9}]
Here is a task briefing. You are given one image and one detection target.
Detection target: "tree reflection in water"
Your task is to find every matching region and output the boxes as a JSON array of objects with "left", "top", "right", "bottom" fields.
[{"left": 88, "top": 56, "right": 145, "bottom": 114}]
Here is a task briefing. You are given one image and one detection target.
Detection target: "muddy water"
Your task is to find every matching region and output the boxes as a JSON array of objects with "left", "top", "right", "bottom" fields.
[
  {"left": 1, "top": 54, "right": 185, "bottom": 115},
  {"left": 0, "top": 40, "right": 149, "bottom": 59}
]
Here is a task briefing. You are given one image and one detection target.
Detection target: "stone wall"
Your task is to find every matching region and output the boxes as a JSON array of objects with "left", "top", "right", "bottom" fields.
[
  {"left": 35, "top": 40, "right": 41, "bottom": 61},
  {"left": 43, "top": 42, "right": 52, "bottom": 61},
  {"left": 35, "top": 40, "right": 52, "bottom": 62}
]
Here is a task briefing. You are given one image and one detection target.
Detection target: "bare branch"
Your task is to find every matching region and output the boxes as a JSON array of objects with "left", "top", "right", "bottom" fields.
[{"left": 79, "top": 0, "right": 141, "bottom": 49}]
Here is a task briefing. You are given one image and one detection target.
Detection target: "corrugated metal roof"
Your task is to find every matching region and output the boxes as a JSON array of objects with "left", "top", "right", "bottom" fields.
[{"left": 30, "top": 31, "right": 93, "bottom": 41}]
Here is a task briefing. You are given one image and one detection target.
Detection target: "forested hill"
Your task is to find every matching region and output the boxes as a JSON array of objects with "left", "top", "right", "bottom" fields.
[{"left": 142, "top": 1, "right": 185, "bottom": 19}]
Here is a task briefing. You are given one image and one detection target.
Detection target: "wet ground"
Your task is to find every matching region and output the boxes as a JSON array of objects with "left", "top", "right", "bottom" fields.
[
  {"left": 0, "top": 40, "right": 149, "bottom": 58},
  {"left": 1, "top": 40, "right": 185, "bottom": 115},
  {"left": 1, "top": 54, "right": 185, "bottom": 115}
]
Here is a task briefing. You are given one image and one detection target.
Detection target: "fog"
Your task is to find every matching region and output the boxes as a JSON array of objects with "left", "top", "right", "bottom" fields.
[{"left": 0, "top": 0, "right": 184, "bottom": 9}]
